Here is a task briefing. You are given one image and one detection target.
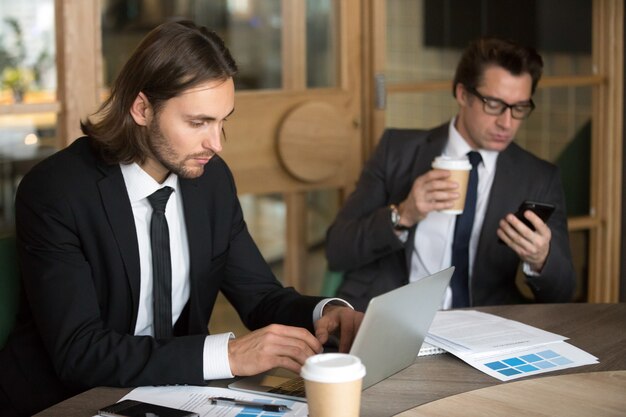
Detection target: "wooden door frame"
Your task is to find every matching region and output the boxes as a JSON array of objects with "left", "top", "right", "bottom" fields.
[{"left": 55, "top": 0, "right": 102, "bottom": 146}]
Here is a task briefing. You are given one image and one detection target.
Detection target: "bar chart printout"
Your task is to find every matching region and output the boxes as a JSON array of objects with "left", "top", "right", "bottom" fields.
[{"left": 425, "top": 310, "right": 598, "bottom": 381}]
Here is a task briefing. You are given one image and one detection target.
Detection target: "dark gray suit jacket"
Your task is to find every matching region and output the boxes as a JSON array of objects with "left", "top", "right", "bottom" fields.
[
  {"left": 326, "top": 124, "right": 575, "bottom": 311},
  {"left": 0, "top": 137, "right": 322, "bottom": 416}
]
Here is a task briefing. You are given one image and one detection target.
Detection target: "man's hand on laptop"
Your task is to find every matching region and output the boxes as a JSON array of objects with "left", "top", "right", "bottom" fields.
[
  {"left": 315, "top": 305, "right": 364, "bottom": 353},
  {"left": 228, "top": 324, "right": 323, "bottom": 376}
]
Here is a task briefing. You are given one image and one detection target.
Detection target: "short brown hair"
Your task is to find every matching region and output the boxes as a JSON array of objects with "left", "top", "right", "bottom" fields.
[
  {"left": 452, "top": 37, "right": 543, "bottom": 98},
  {"left": 81, "top": 20, "right": 238, "bottom": 164}
]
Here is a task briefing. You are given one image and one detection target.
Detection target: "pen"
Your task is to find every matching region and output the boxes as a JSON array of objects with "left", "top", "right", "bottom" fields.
[{"left": 208, "top": 396, "right": 291, "bottom": 412}]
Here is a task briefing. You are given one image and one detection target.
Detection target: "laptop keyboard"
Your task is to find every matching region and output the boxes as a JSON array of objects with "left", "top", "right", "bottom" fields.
[{"left": 267, "top": 377, "right": 306, "bottom": 398}]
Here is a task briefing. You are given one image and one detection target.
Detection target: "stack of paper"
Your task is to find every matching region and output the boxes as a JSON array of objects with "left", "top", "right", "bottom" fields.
[{"left": 425, "top": 310, "right": 598, "bottom": 381}]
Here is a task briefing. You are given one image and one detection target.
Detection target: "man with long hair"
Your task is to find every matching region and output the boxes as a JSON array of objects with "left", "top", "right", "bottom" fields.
[{"left": 0, "top": 20, "right": 361, "bottom": 416}]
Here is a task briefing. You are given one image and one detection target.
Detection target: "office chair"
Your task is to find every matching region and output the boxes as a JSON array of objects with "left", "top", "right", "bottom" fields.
[
  {"left": 320, "top": 269, "right": 343, "bottom": 297},
  {"left": 0, "top": 234, "right": 19, "bottom": 348}
]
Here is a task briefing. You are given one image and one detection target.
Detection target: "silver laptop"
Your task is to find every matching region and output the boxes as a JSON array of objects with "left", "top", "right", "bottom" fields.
[{"left": 228, "top": 267, "right": 453, "bottom": 401}]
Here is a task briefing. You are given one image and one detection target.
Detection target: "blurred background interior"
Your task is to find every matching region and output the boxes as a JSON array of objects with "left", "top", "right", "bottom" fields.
[{"left": 0, "top": 0, "right": 624, "bottom": 337}]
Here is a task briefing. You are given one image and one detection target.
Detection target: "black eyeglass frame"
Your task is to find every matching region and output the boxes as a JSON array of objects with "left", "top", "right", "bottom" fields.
[{"left": 466, "top": 86, "right": 535, "bottom": 120}]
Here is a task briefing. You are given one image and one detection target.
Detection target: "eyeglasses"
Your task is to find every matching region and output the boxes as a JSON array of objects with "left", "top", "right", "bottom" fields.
[{"left": 466, "top": 87, "right": 535, "bottom": 120}]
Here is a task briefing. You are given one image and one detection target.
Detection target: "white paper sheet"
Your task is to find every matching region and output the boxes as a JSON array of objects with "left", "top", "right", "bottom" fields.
[
  {"left": 93, "top": 386, "right": 308, "bottom": 417},
  {"left": 425, "top": 310, "right": 598, "bottom": 381}
]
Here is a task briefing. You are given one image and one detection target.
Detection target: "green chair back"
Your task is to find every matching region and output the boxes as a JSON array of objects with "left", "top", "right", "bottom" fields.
[
  {"left": 320, "top": 269, "right": 343, "bottom": 297},
  {"left": 0, "top": 235, "right": 19, "bottom": 348}
]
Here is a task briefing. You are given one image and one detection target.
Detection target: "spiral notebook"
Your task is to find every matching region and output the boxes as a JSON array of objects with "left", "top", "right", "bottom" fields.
[{"left": 418, "top": 341, "right": 446, "bottom": 356}]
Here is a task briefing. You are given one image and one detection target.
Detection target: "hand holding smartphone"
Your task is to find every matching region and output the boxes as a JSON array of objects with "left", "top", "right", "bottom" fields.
[
  {"left": 514, "top": 200, "right": 556, "bottom": 231},
  {"left": 498, "top": 200, "right": 556, "bottom": 245}
]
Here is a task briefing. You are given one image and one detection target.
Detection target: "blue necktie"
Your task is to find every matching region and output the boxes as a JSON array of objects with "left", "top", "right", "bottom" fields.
[
  {"left": 450, "top": 151, "right": 482, "bottom": 308},
  {"left": 148, "top": 186, "right": 174, "bottom": 339}
]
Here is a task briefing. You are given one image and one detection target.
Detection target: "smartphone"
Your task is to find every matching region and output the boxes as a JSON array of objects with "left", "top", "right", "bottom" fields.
[
  {"left": 514, "top": 200, "right": 556, "bottom": 231},
  {"left": 98, "top": 399, "right": 199, "bottom": 417}
]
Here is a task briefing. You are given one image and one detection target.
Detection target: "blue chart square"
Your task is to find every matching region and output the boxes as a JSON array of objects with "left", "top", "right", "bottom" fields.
[
  {"left": 534, "top": 360, "right": 557, "bottom": 369},
  {"left": 237, "top": 414, "right": 258, "bottom": 417},
  {"left": 537, "top": 350, "right": 560, "bottom": 359},
  {"left": 551, "top": 356, "right": 573, "bottom": 366},
  {"left": 485, "top": 361, "right": 508, "bottom": 370},
  {"left": 503, "top": 357, "right": 525, "bottom": 367},
  {"left": 520, "top": 354, "right": 542, "bottom": 363},
  {"left": 516, "top": 364, "right": 540, "bottom": 373},
  {"left": 498, "top": 368, "right": 522, "bottom": 376}
]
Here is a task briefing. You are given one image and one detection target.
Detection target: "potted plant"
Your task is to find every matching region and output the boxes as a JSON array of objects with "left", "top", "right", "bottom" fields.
[
  {"left": 2, "top": 66, "right": 34, "bottom": 102},
  {"left": 0, "top": 17, "right": 50, "bottom": 103}
]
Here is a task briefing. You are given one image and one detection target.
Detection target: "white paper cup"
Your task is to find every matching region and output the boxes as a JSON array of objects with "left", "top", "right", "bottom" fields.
[
  {"left": 432, "top": 156, "right": 473, "bottom": 214},
  {"left": 301, "top": 353, "right": 366, "bottom": 417}
]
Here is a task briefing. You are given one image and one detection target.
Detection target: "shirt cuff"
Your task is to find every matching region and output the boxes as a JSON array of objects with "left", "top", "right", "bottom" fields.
[
  {"left": 395, "top": 229, "right": 409, "bottom": 243},
  {"left": 523, "top": 262, "right": 541, "bottom": 277},
  {"left": 312, "top": 298, "right": 354, "bottom": 323},
  {"left": 202, "top": 332, "right": 235, "bottom": 380}
]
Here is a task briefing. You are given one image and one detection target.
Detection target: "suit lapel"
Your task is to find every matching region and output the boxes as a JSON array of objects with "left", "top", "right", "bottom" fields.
[
  {"left": 477, "top": 144, "right": 524, "bottom": 258},
  {"left": 96, "top": 162, "right": 142, "bottom": 315},
  {"left": 179, "top": 178, "right": 212, "bottom": 298},
  {"left": 404, "top": 124, "right": 449, "bottom": 273},
  {"left": 483, "top": 145, "right": 525, "bottom": 222},
  {"left": 408, "top": 123, "right": 448, "bottom": 182}
]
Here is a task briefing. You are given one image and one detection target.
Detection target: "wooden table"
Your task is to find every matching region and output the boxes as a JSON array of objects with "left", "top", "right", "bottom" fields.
[
  {"left": 397, "top": 371, "right": 626, "bottom": 417},
  {"left": 34, "top": 303, "right": 626, "bottom": 417}
]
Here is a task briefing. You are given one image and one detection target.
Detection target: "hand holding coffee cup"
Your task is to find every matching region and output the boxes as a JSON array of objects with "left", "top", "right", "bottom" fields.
[
  {"left": 431, "top": 156, "right": 473, "bottom": 214},
  {"left": 301, "top": 353, "right": 366, "bottom": 417}
]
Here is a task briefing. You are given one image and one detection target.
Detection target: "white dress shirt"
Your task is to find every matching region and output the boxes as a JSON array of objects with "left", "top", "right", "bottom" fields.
[
  {"left": 120, "top": 163, "right": 345, "bottom": 380},
  {"left": 409, "top": 119, "right": 499, "bottom": 309}
]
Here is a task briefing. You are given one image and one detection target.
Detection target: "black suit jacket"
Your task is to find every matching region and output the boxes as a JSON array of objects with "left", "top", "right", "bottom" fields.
[
  {"left": 0, "top": 137, "right": 322, "bottom": 415},
  {"left": 326, "top": 124, "right": 575, "bottom": 311}
]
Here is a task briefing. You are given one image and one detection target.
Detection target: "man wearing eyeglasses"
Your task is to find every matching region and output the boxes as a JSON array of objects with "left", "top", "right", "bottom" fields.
[{"left": 326, "top": 37, "right": 575, "bottom": 311}]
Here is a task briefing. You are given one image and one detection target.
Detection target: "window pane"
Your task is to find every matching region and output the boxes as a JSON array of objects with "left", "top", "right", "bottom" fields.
[
  {"left": 306, "top": 0, "right": 338, "bottom": 88},
  {"left": 240, "top": 189, "right": 340, "bottom": 293},
  {"left": 101, "top": 0, "right": 282, "bottom": 91},
  {"left": 240, "top": 193, "right": 286, "bottom": 266},
  {"left": 0, "top": 113, "right": 58, "bottom": 233},
  {"left": 385, "top": 90, "right": 455, "bottom": 129},
  {"left": 0, "top": 0, "right": 57, "bottom": 102},
  {"left": 386, "top": 0, "right": 592, "bottom": 83}
]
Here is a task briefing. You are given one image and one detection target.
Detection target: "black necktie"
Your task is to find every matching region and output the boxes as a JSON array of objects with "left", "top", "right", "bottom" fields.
[
  {"left": 450, "top": 151, "right": 482, "bottom": 308},
  {"left": 148, "top": 186, "right": 174, "bottom": 339}
]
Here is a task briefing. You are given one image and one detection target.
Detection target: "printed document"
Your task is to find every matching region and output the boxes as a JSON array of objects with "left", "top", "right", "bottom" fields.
[
  {"left": 93, "top": 385, "right": 308, "bottom": 417},
  {"left": 425, "top": 310, "right": 598, "bottom": 381}
]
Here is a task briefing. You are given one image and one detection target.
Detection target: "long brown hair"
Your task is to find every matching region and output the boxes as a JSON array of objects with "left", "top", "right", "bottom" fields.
[
  {"left": 452, "top": 37, "right": 543, "bottom": 98},
  {"left": 81, "top": 20, "right": 238, "bottom": 164}
]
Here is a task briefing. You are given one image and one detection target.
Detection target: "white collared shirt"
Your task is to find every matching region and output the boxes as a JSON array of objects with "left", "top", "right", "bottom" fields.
[
  {"left": 121, "top": 163, "right": 233, "bottom": 379},
  {"left": 409, "top": 119, "right": 499, "bottom": 309}
]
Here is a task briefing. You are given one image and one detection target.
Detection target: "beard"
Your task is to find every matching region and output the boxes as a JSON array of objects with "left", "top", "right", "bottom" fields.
[{"left": 146, "top": 117, "right": 213, "bottom": 179}]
